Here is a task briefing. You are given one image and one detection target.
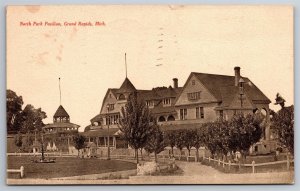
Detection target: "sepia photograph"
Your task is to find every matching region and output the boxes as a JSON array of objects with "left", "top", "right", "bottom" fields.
[{"left": 6, "top": 5, "right": 294, "bottom": 184}]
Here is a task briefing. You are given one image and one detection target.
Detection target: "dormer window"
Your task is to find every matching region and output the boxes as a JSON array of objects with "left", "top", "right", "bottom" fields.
[
  {"left": 118, "top": 94, "right": 125, "bottom": 100},
  {"left": 187, "top": 91, "right": 201, "bottom": 101},
  {"left": 146, "top": 100, "right": 154, "bottom": 108},
  {"left": 163, "top": 98, "right": 171, "bottom": 106}
]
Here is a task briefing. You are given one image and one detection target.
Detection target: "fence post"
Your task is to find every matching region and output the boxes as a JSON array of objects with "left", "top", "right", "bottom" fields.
[
  {"left": 222, "top": 159, "right": 225, "bottom": 168},
  {"left": 218, "top": 159, "right": 220, "bottom": 166},
  {"left": 229, "top": 160, "right": 231, "bottom": 171},
  {"left": 20, "top": 166, "right": 24, "bottom": 178},
  {"left": 202, "top": 152, "right": 205, "bottom": 161},
  {"left": 208, "top": 157, "right": 211, "bottom": 163},
  {"left": 287, "top": 153, "right": 290, "bottom": 170},
  {"left": 252, "top": 161, "right": 255, "bottom": 174}
]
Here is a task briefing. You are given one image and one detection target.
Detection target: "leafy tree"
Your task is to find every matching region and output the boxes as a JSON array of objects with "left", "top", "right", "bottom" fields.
[
  {"left": 164, "top": 130, "right": 177, "bottom": 155},
  {"left": 119, "top": 92, "right": 154, "bottom": 164},
  {"left": 228, "top": 113, "right": 263, "bottom": 160},
  {"left": 182, "top": 129, "right": 195, "bottom": 156},
  {"left": 73, "top": 134, "right": 86, "bottom": 157},
  {"left": 7, "top": 90, "right": 23, "bottom": 133},
  {"left": 14, "top": 133, "right": 23, "bottom": 151},
  {"left": 144, "top": 125, "right": 166, "bottom": 162},
  {"left": 192, "top": 127, "right": 206, "bottom": 161},
  {"left": 20, "top": 104, "right": 47, "bottom": 133},
  {"left": 175, "top": 130, "right": 185, "bottom": 160},
  {"left": 272, "top": 105, "right": 294, "bottom": 154}
]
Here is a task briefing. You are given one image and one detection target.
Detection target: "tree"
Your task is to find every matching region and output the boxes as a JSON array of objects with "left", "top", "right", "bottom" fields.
[
  {"left": 164, "top": 130, "right": 177, "bottom": 155},
  {"left": 192, "top": 127, "right": 206, "bottom": 161},
  {"left": 228, "top": 113, "right": 263, "bottom": 160},
  {"left": 73, "top": 134, "right": 86, "bottom": 157},
  {"left": 20, "top": 104, "right": 47, "bottom": 133},
  {"left": 119, "top": 92, "right": 154, "bottom": 164},
  {"left": 182, "top": 129, "right": 195, "bottom": 156},
  {"left": 272, "top": 105, "right": 294, "bottom": 154},
  {"left": 14, "top": 133, "right": 23, "bottom": 152},
  {"left": 7, "top": 90, "right": 23, "bottom": 133},
  {"left": 144, "top": 125, "right": 166, "bottom": 162},
  {"left": 175, "top": 130, "right": 185, "bottom": 160}
]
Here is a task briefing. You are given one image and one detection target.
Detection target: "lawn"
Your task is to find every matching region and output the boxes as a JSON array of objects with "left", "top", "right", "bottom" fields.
[{"left": 7, "top": 156, "right": 136, "bottom": 179}]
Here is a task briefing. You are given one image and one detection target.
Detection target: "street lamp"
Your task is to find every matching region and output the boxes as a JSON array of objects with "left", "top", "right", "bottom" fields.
[{"left": 106, "top": 104, "right": 111, "bottom": 160}]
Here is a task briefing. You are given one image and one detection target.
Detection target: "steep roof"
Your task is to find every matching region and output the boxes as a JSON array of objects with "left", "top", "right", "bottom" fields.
[
  {"left": 192, "top": 72, "right": 270, "bottom": 103},
  {"left": 116, "top": 77, "right": 136, "bottom": 93},
  {"left": 53, "top": 105, "right": 70, "bottom": 118}
]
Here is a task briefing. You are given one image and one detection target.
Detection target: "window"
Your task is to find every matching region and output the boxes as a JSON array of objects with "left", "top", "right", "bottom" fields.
[
  {"left": 180, "top": 108, "right": 187, "bottom": 120},
  {"left": 106, "top": 114, "right": 119, "bottom": 125},
  {"left": 146, "top": 100, "right": 154, "bottom": 107},
  {"left": 192, "top": 80, "right": 195, "bottom": 85},
  {"left": 118, "top": 94, "right": 125, "bottom": 100},
  {"left": 163, "top": 98, "right": 171, "bottom": 105},
  {"left": 158, "top": 116, "right": 166, "bottom": 122},
  {"left": 109, "top": 94, "right": 112, "bottom": 98},
  {"left": 108, "top": 104, "right": 114, "bottom": 111},
  {"left": 187, "top": 91, "right": 201, "bottom": 101},
  {"left": 219, "top": 110, "right": 223, "bottom": 119},
  {"left": 196, "top": 107, "right": 204, "bottom": 119}
]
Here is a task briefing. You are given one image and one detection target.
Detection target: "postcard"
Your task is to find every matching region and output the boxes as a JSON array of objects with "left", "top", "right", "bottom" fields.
[{"left": 6, "top": 5, "right": 294, "bottom": 184}]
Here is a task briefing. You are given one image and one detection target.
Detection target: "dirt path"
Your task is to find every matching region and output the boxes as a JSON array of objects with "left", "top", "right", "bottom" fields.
[{"left": 175, "top": 161, "right": 223, "bottom": 176}]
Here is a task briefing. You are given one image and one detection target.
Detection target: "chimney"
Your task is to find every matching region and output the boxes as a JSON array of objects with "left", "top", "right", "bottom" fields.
[
  {"left": 173, "top": 78, "right": 178, "bottom": 88},
  {"left": 234, "top": 66, "right": 241, "bottom": 86}
]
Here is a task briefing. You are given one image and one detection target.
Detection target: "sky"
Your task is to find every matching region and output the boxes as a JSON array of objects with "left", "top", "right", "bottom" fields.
[{"left": 6, "top": 5, "right": 293, "bottom": 132}]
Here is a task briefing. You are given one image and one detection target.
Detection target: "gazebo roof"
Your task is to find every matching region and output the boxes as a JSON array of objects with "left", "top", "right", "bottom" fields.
[{"left": 53, "top": 105, "right": 70, "bottom": 118}]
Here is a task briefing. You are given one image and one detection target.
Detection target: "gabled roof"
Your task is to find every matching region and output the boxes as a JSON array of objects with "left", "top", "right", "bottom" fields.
[
  {"left": 53, "top": 105, "right": 69, "bottom": 118},
  {"left": 116, "top": 77, "right": 136, "bottom": 94},
  {"left": 192, "top": 72, "right": 270, "bottom": 103}
]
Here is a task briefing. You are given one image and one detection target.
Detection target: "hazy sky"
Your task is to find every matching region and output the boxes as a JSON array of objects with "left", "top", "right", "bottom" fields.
[{"left": 7, "top": 5, "right": 293, "bottom": 131}]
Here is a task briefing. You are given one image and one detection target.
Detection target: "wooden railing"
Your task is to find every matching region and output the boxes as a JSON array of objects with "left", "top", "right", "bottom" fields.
[
  {"left": 202, "top": 155, "right": 294, "bottom": 173},
  {"left": 7, "top": 166, "right": 24, "bottom": 178}
]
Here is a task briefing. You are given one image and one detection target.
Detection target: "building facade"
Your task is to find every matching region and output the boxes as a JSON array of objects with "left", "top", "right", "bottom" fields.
[
  {"left": 43, "top": 105, "right": 80, "bottom": 151},
  {"left": 84, "top": 67, "right": 272, "bottom": 153}
]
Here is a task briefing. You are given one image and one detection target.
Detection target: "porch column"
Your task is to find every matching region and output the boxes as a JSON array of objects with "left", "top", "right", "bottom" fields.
[
  {"left": 96, "top": 137, "right": 99, "bottom": 147},
  {"left": 104, "top": 137, "right": 107, "bottom": 147},
  {"left": 113, "top": 137, "right": 116, "bottom": 149},
  {"left": 265, "top": 107, "right": 271, "bottom": 141}
]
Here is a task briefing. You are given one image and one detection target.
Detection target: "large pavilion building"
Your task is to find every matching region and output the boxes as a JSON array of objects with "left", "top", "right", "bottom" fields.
[{"left": 83, "top": 67, "right": 274, "bottom": 154}]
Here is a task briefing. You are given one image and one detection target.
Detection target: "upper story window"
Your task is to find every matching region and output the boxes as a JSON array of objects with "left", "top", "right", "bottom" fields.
[
  {"left": 109, "top": 94, "right": 112, "bottom": 98},
  {"left": 180, "top": 108, "right": 187, "bottom": 120},
  {"left": 146, "top": 100, "right": 154, "bottom": 108},
  {"left": 187, "top": 91, "right": 201, "bottom": 101},
  {"left": 108, "top": 104, "right": 114, "bottom": 111},
  {"left": 118, "top": 94, "right": 125, "bottom": 100},
  {"left": 196, "top": 107, "right": 204, "bottom": 119},
  {"left": 219, "top": 110, "right": 223, "bottom": 120},
  {"left": 163, "top": 98, "right": 171, "bottom": 106},
  {"left": 106, "top": 114, "right": 120, "bottom": 125},
  {"left": 192, "top": 80, "right": 195, "bottom": 85}
]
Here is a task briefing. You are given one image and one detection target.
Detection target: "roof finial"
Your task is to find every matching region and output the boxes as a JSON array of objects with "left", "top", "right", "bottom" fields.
[
  {"left": 125, "top": 53, "right": 127, "bottom": 78},
  {"left": 59, "top": 77, "right": 61, "bottom": 105}
]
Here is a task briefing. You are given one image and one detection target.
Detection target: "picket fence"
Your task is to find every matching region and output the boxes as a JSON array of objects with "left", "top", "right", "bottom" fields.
[{"left": 202, "top": 154, "right": 294, "bottom": 173}]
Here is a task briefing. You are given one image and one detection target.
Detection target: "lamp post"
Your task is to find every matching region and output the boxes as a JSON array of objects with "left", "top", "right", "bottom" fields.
[{"left": 106, "top": 104, "right": 111, "bottom": 160}]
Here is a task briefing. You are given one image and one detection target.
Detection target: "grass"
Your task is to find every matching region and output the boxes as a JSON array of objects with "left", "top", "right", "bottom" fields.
[{"left": 7, "top": 156, "right": 136, "bottom": 179}]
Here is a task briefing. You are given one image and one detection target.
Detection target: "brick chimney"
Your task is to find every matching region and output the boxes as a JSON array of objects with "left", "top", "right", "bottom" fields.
[
  {"left": 173, "top": 78, "right": 178, "bottom": 88},
  {"left": 234, "top": 66, "right": 241, "bottom": 86}
]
